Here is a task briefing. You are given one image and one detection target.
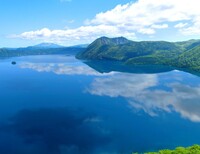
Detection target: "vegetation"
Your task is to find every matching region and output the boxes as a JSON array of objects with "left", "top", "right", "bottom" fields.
[
  {"left": 0, "top": 46, "right": 84, "bottom": 58},
  {"left": 77, "top": 37, "right": 200, "bottom": 72},
  {"left": 2, "top": 37, "right": 200, "bottom": 72},
  {"left": 172, "top": 46, "right": 200, "bottom": 71},
  {"left": 133, "top": 144, "right": 200, "bottom": 154}
]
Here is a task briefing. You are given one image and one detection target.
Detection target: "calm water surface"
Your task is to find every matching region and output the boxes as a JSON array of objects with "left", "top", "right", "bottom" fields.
[{"left": 1, "top": 55, "right": 200, "bottom": 154}]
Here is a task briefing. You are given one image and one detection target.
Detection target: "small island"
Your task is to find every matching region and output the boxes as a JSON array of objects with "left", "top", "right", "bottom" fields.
[{"left": 11, "top": 61, "right": 16, "bottom": 65}]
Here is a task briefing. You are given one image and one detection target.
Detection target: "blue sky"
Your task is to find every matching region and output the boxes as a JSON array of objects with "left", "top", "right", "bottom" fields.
[{"left": 1, "top": 0, "right": 200, "bottom": 47}]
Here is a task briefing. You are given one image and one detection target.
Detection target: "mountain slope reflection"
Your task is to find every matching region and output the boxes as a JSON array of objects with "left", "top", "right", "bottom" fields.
[
  {"left": 19, "top": 56, "right": 174, "bottom": 76},
  {"left": 84, "top": 60, "right": 174, "bottom": 74}
]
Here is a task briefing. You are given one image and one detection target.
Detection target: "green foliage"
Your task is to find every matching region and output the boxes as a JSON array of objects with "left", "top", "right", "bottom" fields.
[
  {"left": 77, "top": 37, "right": 182, "bottom": 62},
  {"left": 175, "top": 39, "right": 200, "bottom": 50},
  {"left": 171, "top": 46, "right": 200, "bottom": 71},
  {"left": 0, "top": 47, "right": 84, "bottom": 58},
  {"left": 142, "top": 145, "right": 200, "bottom": 154},
  {"left": 77, "top": 37, "right": 200, "bottom": 72}
]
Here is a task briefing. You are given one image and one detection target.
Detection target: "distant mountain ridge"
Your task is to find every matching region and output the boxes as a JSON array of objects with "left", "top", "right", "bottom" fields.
[
  {"left": 2, "top": 37, "right": 200, "bottom": 72},
  {"left": 76, "top": 37, "right": 200, "bottom": 72},
  {"left": 0, "top": 43, "right": 86, "bottom": 58},
  {"left": 31, "top": 43, "right": 64, "bottom": 49}
]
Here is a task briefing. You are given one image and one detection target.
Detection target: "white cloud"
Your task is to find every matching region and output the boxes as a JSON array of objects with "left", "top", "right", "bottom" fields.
[
  {"left": 179, "top": 17, "right": 200, "bottom": 35},
  {"left": 174, "top": 23, "right": 188, "bottom": 28},
  {"left": 151, "top": 24, "right": 168, "bottom": 29},
  {"left": 68, "top": 20, "right": 74, "bottom": 24},
  {"left": 12, "top": 25, "right": 136, "bottom": 45},
  {"left": 12, "top": 0, "right": 200, "bottom": 44},
  {"left": 137, "top": 28, "right": 155, "bottom": 35}
]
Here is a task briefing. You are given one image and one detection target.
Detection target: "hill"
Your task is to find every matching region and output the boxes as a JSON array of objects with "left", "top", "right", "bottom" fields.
[
  {"left": 172, "top": 45, "right": 200, "bottom": 71},
  {"left": 76, "top": 37, "right": 200, "bottom": 72},
  {"left": 76, "top": 36, "right": 132, "bottom": 60},
  {"left": 30, "top": 43, "right": 64, "bottom": 49},
  {"left": 0, "top": 44, "right": 85, "bottom": 58}
]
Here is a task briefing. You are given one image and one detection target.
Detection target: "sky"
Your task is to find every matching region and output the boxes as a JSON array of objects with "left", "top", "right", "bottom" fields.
[{"left": 1, "top": 0, "right": 200, "bottom": 47}]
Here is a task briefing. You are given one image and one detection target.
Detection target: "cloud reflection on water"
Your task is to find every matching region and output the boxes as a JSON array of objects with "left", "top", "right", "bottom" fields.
[
  {"left": 18, "top": 60, "right": 200, "bottom": 122},
  {"left": 88, "top": 72, "right": 200, "bottom": 123},
  {"left": 19, "top": 62, "right": 115, "bottom": 76}
]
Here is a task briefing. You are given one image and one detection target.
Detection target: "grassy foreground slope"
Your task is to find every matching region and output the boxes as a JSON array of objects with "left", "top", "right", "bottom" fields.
[
  {"left": 133, "top": 144, "right": 200, "bottom": 154},
  {"left": 77, "top": 37, "right": 200, "bottom": 72}
]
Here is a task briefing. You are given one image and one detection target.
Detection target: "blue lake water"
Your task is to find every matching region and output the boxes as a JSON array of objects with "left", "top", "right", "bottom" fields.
[{"left": 1, "top": 55, "right": 200, "bottom": 154}]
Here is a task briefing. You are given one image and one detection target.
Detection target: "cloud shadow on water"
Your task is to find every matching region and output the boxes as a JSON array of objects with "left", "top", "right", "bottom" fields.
[{"left": 0, "top": 108, "right": 110, "bottom": 154}]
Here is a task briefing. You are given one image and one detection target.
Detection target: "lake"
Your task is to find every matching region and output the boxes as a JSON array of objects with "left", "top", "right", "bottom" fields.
[{"left": 0, "top": 55, "right": 200, "bottom": 154}]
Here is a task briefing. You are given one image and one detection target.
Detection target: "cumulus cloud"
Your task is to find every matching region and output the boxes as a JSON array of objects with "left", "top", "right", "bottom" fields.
[
  {"left": 87, "top": 71, "right": 200, "bottom": 122},
  {"left": 174, "top": 23, "right": 188, "bottom": 28},
  {"left": 12, "top": 25, "right": 136, "bottom": 45},
  {"left": 151, "top": 24, "right": 169, "bottom": 29},
  {"left": 11, "top": 0, "right": 200, "bottom": 44}
]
